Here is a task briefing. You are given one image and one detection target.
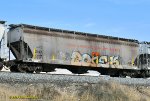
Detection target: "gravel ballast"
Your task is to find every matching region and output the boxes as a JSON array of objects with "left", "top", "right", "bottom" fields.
[{"left": 0, "top": 72, "right": 149, "bottom": 86}]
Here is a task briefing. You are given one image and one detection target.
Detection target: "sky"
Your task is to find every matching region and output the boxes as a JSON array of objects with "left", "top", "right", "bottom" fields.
[{"left": 0, "top": 0, "right": 150, "bottom": 42}]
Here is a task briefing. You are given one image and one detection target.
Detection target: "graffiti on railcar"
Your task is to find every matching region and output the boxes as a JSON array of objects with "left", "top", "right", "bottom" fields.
[
  {"left": 71, "top": 51, "right": 82, "bottom": 66},
  {"left": 33, "top": 46, "right": 43, "bottom": 60},
  {"left": 57, "top": 51, "right": 71, "bottom": 63},
  {"left": 109, "top": 56, "right": 120, "bottom": 65},
  {"left": 71, "top": 51, "right": 120, "bottom": 67},
  {"left": 99, "top": 56, "right": 108, "bottom": 64},
  {"left": 82, "top": 54, "right": 91, "bottom": 66},
  {"left": 57, "top": 51, "right": 66, "bottom": 61}
]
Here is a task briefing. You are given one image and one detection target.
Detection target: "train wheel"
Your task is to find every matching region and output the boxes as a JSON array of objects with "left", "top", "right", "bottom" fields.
[
  {"left": 140, "top": 70, "right": 147, "bottom": 78},
  {"left": 35, "top": 66, "right": 42, "bottom": 73},
  {"left": 118, "top": 71, "right": 126, "bottom": 78},
  {"left": 10, "top": 65, "right": 19, "bottom": 72},
  {"left": 119, "top": 73, "right": 126, "bottom": 78},
  {"left": 17, "top": 64, "right": 28, "bottom": 73},
  {"left": 0, "top": 62, "right": 3, "bottom": 71}
]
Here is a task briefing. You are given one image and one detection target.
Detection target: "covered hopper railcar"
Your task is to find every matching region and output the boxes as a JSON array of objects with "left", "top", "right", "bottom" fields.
[{"left": 2, "top": 23, "right": 150, "bottom": 77}]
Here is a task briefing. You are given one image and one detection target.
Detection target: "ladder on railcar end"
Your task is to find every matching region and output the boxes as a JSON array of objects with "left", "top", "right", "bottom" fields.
[
  {"left": 138, "top": 42, "right": 150, "bottom": 69},
  {"left": 0, "top": 32, "right": 9, "bottom": 61},
  {"left": 0, "top": 23, "right": 16, "bottom": 62},
  {"left": 0, "top": 21, "right": 8, "bottom": 61},
  {"left": 0, "top": 21, "right": 8, "bottom": 70},
  {"left": 146, "top": 43, "right": 150, "bottom": 69}
]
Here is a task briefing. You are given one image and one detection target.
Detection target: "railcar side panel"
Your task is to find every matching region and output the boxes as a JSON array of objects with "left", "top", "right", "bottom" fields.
[
  {"left": 7, "top": 26, "right": 139, "bottom": 69},
  {"left": 23, "top": 28, "right": 139, "bottom": 69}
]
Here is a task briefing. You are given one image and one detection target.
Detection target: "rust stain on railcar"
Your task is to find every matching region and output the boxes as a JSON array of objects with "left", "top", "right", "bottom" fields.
[{"left": 67, "top": 43, "right": 120, "bottom": 52}]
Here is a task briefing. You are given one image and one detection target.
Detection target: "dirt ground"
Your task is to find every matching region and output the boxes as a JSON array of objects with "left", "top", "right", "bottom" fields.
[{"left": 0, "top": 82, "right": 150, "bottom": 101}]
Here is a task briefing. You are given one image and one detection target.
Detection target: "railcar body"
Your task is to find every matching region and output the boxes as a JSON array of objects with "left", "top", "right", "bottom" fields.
[
  {"left": 8, "top": 24, "right": 139, "bottom": 67},
  {"left": 0, "top": 22, "right": 150, "bottom": 77}
]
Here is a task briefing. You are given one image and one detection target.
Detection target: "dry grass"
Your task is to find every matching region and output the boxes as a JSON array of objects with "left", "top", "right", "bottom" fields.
[
  {"left": 0, "top": 82, "right": 150, "bottom": 101},
  {"left": 0, "top": 84, "right": 28, "bottom": 101},
  {"left": 78, "top": 82, "right": 149, "bottom": 101},
  {"left": 53, "top": 92, "right": 78, "bottom": 101}
]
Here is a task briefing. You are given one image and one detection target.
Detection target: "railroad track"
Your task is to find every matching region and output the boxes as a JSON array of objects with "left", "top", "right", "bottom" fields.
[{"left": 0, "top": 70, "right": 150, "bottom": 86}]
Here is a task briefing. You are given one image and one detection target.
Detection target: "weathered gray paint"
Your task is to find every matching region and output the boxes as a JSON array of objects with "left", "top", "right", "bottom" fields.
[{"left": 7, "top": 25, "right": 139, "bottom": 69}]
